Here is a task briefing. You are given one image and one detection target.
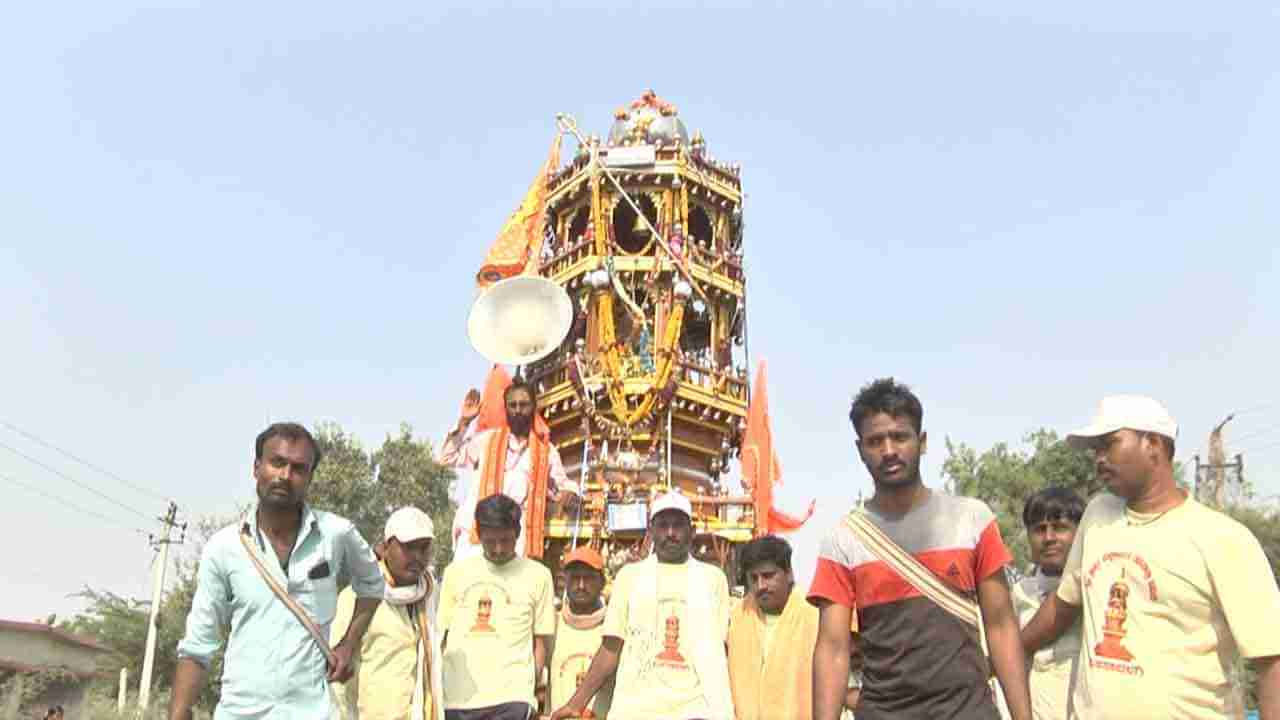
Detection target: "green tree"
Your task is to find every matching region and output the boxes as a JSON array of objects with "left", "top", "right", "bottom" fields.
[
  {"left": 306, "top": 422, "right": 457, "bottom": 570},
  {"left": 942, "top": 429, "right": 1095, "bottom": 575}
]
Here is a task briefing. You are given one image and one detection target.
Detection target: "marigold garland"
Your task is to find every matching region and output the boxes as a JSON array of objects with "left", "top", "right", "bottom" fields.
[{"left": 596, "top": 287, "right": 685, "bottom": 426}]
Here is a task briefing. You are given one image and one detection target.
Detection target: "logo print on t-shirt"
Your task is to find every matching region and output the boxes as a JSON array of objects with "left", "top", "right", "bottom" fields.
[
  {"left": 471, "top": 594, "right": 496, "bottom": 633},
  {"left": 1094, "top": 569, "right": 1133, "bottom": 662},
  {"left": 946, "top": 562, "right": 962, "bottom": 580},
  {"left": 1085, "top": 553, "right": 1155, "bottom": 674},
  {"left": 656, "top": 614, "right": 687, "bottom": 664}
]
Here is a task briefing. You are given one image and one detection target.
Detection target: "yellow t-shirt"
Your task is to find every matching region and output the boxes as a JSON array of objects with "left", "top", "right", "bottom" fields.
[
  {"left": 1011, "top": 571, "right": 1078, "bottom": 720},
  {"left": 1056, "top": 493, "right": 1280, "bottom": 719},
  {"left": 438, "top": 555, "right": 554, "bottom": 710},
  {"left": 760, "top": 611, "right": 782, "bottom": 666},
  {"left": 551, "top": 610, "right": 614, "bottom": 717},
  {"left": 602, "top": 559, "right": 731, "bottom": 720}
]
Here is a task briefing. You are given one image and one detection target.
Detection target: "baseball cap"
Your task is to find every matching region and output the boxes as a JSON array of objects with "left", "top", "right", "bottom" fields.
[
  {"left": 563, "top": 545, "right": 605, "bottom": 571},
  {"left": 649, "top": 491, "right": 692, "bottom": 520},
  {"left": 384, "top": 507, "right": 435, "bottom": 543},
  {"left": 1066, "top": 395, "right": 1178, "bottom": 449}
]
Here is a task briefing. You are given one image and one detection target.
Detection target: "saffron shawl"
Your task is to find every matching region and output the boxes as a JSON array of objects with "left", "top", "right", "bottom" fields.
[
  {"left": 471, "top": 427, "right": 550, "bottom": 559},
  {"left": 727, "top": 587, "right": 819, "bottom": 720}
]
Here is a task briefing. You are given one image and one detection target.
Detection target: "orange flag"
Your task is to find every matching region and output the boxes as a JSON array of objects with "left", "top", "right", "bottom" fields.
[
  {"left": 741, "top": 360, "right": 813, "bottom": 536},
  {"left": 476, "top": 133, "right": 562, "bottom": 287},
  {"left": 474, "top": 364, "right": 550, "bottom": 439}
]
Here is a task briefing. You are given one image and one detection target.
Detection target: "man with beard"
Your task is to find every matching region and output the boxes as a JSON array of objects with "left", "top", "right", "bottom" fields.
[
  {"left": 809, "top": 378, "right": 1031, "bottom": 720},
  {"left": 438, "top": 494, "right": 555, "bottom": 720},
  {"left": 170, "top": 423, "right": 384, "bottom": 720},
  {"left": 441, "top": 379, "right": 577, "bottom": 560},
  {"left": 548, "top": 546, "right": 613, "bottom": 719},
  {"left": 728, "top": 535, "right": 820, "bottom": 720},
  {"left": 331, "top": 506, "right": 444, "bottom": 720},
  {"left": 1022, "top": 396, "right": 1280, "bottom": 719},
  {"left": 549, "top": 492, "right": 735, "bottom": 720}
]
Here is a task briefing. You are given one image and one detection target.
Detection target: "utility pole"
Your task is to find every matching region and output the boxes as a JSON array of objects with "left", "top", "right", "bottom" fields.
[
  {"left": 138, "top": 501, "right": 184, "bottom": 715},
  {"left": 1192, "top": 412, "right": 1233, "bottom": 507}
]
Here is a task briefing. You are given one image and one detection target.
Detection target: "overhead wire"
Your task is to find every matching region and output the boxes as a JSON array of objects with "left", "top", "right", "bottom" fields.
[
  {"left": 0, "top": 419, "right": 170, "bottom": 502},
  {"left": 1230, "top": 423, "right": 1280, "bottom": 446},
  {"left": 0, "top": 437, "right": 155, "bottom": 522},
  {"left": 0, "top": 470, "right": 147, "bottom": 536}
]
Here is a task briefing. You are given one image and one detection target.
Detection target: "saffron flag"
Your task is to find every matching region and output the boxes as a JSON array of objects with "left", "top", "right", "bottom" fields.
[
  {"left": 741, "top": 360, "right": 813, "bottom": 536},
  {"left": 476, "top": 133, "right": 562, "bottom": 287}
]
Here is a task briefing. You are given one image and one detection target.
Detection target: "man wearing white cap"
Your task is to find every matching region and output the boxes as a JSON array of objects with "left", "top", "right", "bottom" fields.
[
  {"left": 1022, "top": 395, "right": 1280, "bottom": 719},
  {"left": 332, "top": 507, "right": 444, "bottom": 720},
  {"left": 550, "top": 491, "right": 735, "bottom": 720}
]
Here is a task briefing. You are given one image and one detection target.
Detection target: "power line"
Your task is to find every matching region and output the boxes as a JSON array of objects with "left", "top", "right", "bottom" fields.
[
  {"left": 1232, "top": 424, "right": 1280, "bottom": 445},
  {"left": 1236, "top": 402, "right": 1280, "bottom": 416},
  {"left": 0, "top": 471, "right": 147, "bottom": 536},
  {"left": 1246, "top": 438, "right": 1280, "bottom": 455},
  {"left": 0, "top": 419, "right": 169, "bottom": 502},
  {"left": 0, "top": 438, "right": 154, "bottom": 522}
]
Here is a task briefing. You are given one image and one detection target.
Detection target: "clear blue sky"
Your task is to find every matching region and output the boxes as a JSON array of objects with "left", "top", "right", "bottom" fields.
[{"left": 2, "top": 2, "right": 1278, "bottom": 622}]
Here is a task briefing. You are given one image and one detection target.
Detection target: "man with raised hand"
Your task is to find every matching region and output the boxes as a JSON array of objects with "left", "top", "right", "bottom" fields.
[{"left": 441, "top": 379, "right": 577, "bottom": 560}]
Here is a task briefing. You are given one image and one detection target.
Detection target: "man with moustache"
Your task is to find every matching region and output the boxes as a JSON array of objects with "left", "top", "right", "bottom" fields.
[
  {"left": 170, "top": 423, "right": 384, "bottom": 720},
  {"left": 728, "top": 535, "right": 820, "bottom": 720},
  {"left": 809, "top": 378, "right": 1031, "bottom": 720},
  {"left": 331, "top": 506, "right": 444, "bottom": 720},
  {"left": 1021, "top": 396, "right": 1280, "bottom": 719},
  {"left": 549, "top": 491, "right": 735, "bottom": 720},
  {"left": 442, "top": 379, "right": 577, "bottom": 560},
  {"left": 437, "top": 494, "right": 555, "bottom": 720},
  {"left": 548, "top": 546, "right": 613, "bottom": 719}
]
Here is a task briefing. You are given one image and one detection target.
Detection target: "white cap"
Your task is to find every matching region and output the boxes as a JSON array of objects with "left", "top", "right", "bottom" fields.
[
  {"left": 649, "top": 491, "right": 692, "bottom": 520},
  {"left": 1066, "top": 395, "right": 1178, "bottom": 449},
  {"left": 384, "top": 507, "right": 435, "bottom": 543}
]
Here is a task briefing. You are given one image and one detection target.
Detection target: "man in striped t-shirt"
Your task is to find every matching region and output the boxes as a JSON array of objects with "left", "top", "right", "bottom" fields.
[{"left": 808, "top": 378, "right": 1031, "bottom": 720}]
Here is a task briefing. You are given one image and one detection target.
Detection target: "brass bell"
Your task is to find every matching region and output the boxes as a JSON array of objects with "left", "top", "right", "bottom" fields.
[{"left": 632, "top": 213, "right": 648, "bottom": 236}]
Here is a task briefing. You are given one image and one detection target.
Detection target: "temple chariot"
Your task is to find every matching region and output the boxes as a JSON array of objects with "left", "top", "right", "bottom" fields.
[{"left": 469, "top": 90, "right": 803, "bottom": 588}]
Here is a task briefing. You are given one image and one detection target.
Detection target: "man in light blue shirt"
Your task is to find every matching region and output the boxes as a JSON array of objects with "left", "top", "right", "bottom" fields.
[{"left": 169, "top": 422, "right": 384, "bottom": 720}]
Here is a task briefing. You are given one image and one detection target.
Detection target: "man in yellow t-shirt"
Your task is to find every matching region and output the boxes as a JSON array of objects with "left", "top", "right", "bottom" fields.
[
  {"left": 549, "top": 491, "right": 735, "bottom": 720},
  {"left": 1021, "top": 395, "right": 1280, "bottom": 719},
  {"left": 549, "top": 546, "right": 613, "bottom": 719},
  {"left": 331, "top": 506, "right": 444, "bottom": 720},
  {"left": 438, "top": 494, "right": 555, "bottom": 720}
]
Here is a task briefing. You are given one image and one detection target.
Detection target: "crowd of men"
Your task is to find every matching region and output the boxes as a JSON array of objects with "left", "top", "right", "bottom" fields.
[{"left": 165, "top": 377, "right": 1280, "bottom": 719}]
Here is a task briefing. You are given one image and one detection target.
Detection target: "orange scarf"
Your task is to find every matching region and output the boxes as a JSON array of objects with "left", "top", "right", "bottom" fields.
[{"left": 470, "top": 427, "right": 550, "bottom": 559}]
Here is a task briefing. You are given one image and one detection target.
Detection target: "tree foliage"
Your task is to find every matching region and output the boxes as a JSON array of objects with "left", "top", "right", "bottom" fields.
[
  {"left": 942, "top": 429, "right": 1096, "bottom": 574},
  {"left": 307, "top": 422, "right": 457, "bottom": 571}
]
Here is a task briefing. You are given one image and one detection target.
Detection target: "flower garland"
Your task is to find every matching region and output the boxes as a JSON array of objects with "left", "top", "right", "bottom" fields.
[{"left": 596, "top": 286, "right": 685, "bottom": 427}]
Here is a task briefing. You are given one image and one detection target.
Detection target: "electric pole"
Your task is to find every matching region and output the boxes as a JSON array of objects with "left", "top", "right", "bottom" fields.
[{"left": 138, "top": 501, "right": 184, "bottom": 715}]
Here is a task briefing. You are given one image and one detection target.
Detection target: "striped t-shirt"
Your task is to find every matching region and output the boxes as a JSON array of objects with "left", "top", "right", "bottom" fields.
[{"left": 807, "top": 491, "right": 1011, "bottom": 720}]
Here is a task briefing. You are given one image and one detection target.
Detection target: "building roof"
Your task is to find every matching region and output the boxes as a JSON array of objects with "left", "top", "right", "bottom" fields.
[{"left": 0, "top": 619, "right": 112, "bottom": 654}]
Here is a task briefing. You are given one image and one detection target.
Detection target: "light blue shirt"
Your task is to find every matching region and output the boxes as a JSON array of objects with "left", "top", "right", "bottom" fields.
[{"left": 176, "top": 504, "right": 384, "bottom": 719}]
